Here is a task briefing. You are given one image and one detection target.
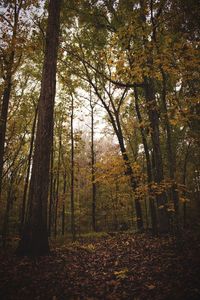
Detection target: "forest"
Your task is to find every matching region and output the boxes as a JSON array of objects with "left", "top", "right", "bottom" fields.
[{"left": 0, "top": 0, "right": 200, "bottom": 299}]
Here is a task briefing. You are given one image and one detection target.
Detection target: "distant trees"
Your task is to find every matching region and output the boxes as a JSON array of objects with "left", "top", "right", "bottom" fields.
[{"left": 62, "top": 0, "right": 199, "bottom": 233}]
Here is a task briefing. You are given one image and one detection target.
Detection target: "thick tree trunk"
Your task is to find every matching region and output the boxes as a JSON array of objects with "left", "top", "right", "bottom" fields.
[{"left": 17, "top": 0, "right": 61, "bottom": 256}]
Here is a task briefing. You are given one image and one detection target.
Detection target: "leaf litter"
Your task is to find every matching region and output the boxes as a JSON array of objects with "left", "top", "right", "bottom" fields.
[{"left": 0, "top": 231, "right": 200, "bottom": 300}]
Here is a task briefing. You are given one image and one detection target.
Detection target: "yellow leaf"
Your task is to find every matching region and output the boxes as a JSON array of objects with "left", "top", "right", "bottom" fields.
[{"left": 114, "top": 268, "right": 129, "bottom": 279}]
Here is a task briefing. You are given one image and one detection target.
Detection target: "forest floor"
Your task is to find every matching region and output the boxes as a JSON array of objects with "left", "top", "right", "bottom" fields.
[{"left": 0, "top": 231, "right": 200, "bottom": 300}]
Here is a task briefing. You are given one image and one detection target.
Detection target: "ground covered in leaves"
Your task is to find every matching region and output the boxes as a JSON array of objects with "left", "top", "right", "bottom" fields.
[{"left": 0, "top": 232, "right": 200, "bottom": 300}]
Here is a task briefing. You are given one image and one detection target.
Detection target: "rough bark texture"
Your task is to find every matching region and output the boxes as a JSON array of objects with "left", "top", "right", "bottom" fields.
[{"left": 17, "top": 0, "right": 61, "bottom": 256}]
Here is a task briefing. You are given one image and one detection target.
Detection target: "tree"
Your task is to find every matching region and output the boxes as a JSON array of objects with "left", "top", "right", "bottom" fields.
[
  {"left": 20, "top": 104, "right": 38, "bottom": 230},
  {"left": 0, "top": 0, "right": 24, "bottom": 200},
  {"left": 70, "top": 93, "right": 75, "bottom": 240},
  {"left": 89, "top": 88, "right": 97, "bottom": 231},
  {"left": 17, "top": 0, "right": 62, "bottom": 256}
]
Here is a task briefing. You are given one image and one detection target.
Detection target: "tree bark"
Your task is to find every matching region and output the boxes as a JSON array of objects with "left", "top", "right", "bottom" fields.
[
  {"left": 62, "top": 169, "right": 67, "bottom": 235},
  {"left": 17, "top": 0, "right": 62, "bottom": 256},
  {"left": 0, "top": 1, "right": 22, "bottom": 201},
  {"left": 182, "top": 142, "right": 190, "bottom": 228},
  {"left": 48, "top": 147, "right": 54, "bottom": 237},
  {"left": 90, "top": 95, "right": 97, "bottom": 231},
  {"left": 70, "top": 94, "right": 75, "bottom": 240},
  {"left": 2, "top": 175, "right": 15, "bottom": 248},
  {"left": 144, "top": 78, "right": 169, "bottom": 233},
  {"left": 20, "top": 105, "right": 38, "bottom": 230},
  {"left": 54, "top": 128, "right": 62, "bottom": 238},
  {"left": 134, "top": 86, "right": 158, "bottom": 234},
  {"left": 160, "top": 70, "right": 179, "bottom": 215},
  {"left": 115, "top": 113, "right": 143, "bottom": 230}
]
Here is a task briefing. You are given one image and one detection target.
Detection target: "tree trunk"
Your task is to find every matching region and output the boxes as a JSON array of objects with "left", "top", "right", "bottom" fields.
[
  {"left": 182, "top": 143, "right": 190, "bottom": 228},
  {"left": 48, "top": 147, "right": 54, "bottom": 237},
  {"left": 20, "top": 105, "right": 38, "bottom": 230},
  {"left": 2, "top": 175, "right": 15, "bottom": 248},
  {"left": 134, "top": 86, "right": 157, "bottom": 234},
  {"left": 144, "top": 78, "right": 169, "bottom": 233},
  {"left": 0, "top": 1, "right": 21, "bottom": 201},
  {"left": 0, "top": 74, "right": 13, "bottom": 200},
  {"left": 54, "top": 129, "right": 62, "bottom": 238},
  {"left": 17, "top": 0, "right": 61, "bottom": 256},
  {"left": 85, "top": 68, "right": 143, "bottom": 230},
  {"left": 115, "top": 114, "right": 143, "bottom": 230},
  {"left": 161, "top": 71, "right": 179, "bottom": 214},
  {"left": 149, "top": 0, "right": 179, "bottom": 218},
  {"left": 90, "top": 97, "right": 97, "bottom": 231},
  {"left": 70, "top": 95, "right": 75, "bottom": 240},
  {"left": 62, "top": 170, "right": 67, "bottom": 235}
]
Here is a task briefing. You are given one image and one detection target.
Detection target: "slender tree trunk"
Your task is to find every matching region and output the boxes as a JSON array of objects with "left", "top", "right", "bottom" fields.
[
  {"left": 134, "top": 86, "right": 157, "bottom": 234},
  {"left": 115, "top": 114, "right": 143, "bottom": 230},
  {"left": 0, "top": 2, "right": 22, "bottom": 201},
  {"left": 70, "top": 95, "right": 75, "bottom": 240},
  {"left": 54, "top": 129, "right": 62, "bottom": 238},
  {"left": 182, "top": 143, "right": 190, "bottom": 228},
  {"left": 2, "top": 175, "right": 14, "bottom": 248},
  {"left": 85, "top": 70, "right": 143, "bottom": 230},
  {"left": 139, "top": 0, "right": 168, "bottom": 232},
  {"left": 161, "top": 70, "right": 179, "bottom": 216},
  {"left": 62, "top": 170, "right": 67, "bottom": 235},
  {"left": 0, "top": 74, "right": 13, "bottom": 200},
  {"left": 90, "top": 97, "right": 97, "bottom": 231},
  {"left": 144, "top": 78, "right": 169, "bottom": 233},
  {"left": 48, "top": 147, "right": 54, "bottom": 237},
  {"left": 149, "top": 2, "right": 179, "bottom": 232},
  {"left": 17, "top": 0, "right": 61, "bottom": 256},
  {"left": 20, "top": 105, "right": 38, "bottom": 229}
]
